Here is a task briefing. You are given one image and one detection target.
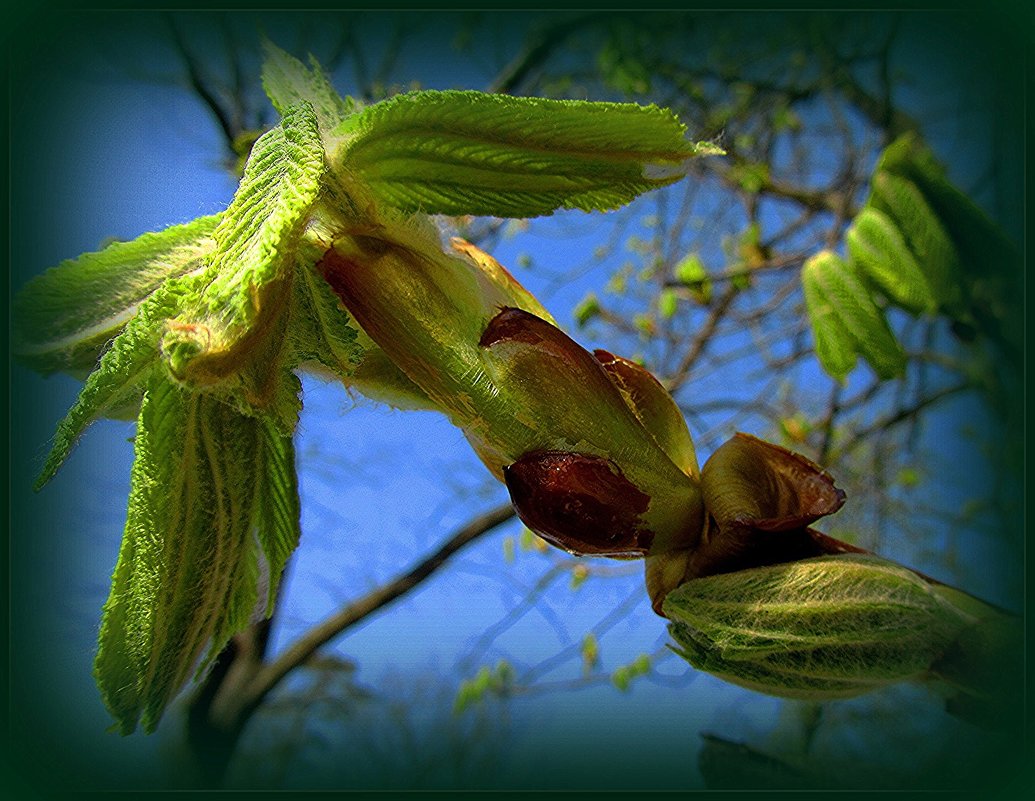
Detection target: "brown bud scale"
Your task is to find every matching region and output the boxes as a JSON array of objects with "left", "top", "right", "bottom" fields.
[{"left": 504, "top": 450, "right": 653, "bottom": 558}]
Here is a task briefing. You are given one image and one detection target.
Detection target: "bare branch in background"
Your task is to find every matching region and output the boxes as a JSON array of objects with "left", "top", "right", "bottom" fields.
[{"left": 248, "top": 505, "right": 515, "bottom": 712}]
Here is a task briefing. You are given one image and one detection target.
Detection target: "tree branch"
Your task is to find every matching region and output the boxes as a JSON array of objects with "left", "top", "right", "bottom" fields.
[
  {"left": 839, "top": 382, "right": 971, "bottom": 456},
  {"left": 167, "top": 15, "right": 239, "bottom": 152},
  {"left": 489, "top": 13, "right": 600, "bottom": 94},
  {"left": 241, "top": 503, "right": 516, "bottom": 715}
]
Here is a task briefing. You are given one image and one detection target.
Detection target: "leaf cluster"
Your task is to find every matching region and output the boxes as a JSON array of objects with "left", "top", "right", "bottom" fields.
[
  {"left": 804, "top": 133, "right": 1021, "bottom": 384},
  {"left": 13, "top": 41, "right": 718, "bottom": 734}
]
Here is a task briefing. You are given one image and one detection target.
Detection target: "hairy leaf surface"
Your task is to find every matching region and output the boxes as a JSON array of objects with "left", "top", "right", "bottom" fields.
[
  {"left": 802, "top": 251, "right": 905, "bottom": 382},
  {"left": 846, "top": 206, "right": 936, "bottom": 315},
  {"left": 94, "top": 375, "right": 301, "bottom": 733},
  {"left": 868, "top": 171, "right": 965, "bottom": 313},
  {"left": 261, "top": 40, "right": 355, "bottom": 131},
  {"left": 12, "top": 216, "right": 219, "bottom": 376},
  {"left": 665, "top": 555, "right": 972, "bottom": 699},
  {"left": 35, "top": 276, "right": 201, "bottom": 489},
  {"left": 163, "top": 102, "right": 324, "bottom": 383},
  {"left": 335, "top": 89, "right": 720, "bottom": 218}
]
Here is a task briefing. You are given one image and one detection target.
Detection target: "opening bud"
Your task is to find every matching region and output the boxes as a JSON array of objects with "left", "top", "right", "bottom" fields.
[{"left": 504, "top": 450, "right": 652, "bottom": 557}]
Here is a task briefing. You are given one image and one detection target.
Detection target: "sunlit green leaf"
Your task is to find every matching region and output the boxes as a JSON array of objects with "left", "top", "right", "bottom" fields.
[
  {"left": 573, "top": 292, "right": 601, "bottom": 327},
  {"left": 162, "top": 102, "right": 324, "bottom": 384},
  {"left": 289, "top": 261, "right": 361, "bottom": 378},
  {"left": 335, "top": 89, "right": 720, "bottom": 218},
  {"left": 252, "top": 414, "right": 302, "bottom": 614},
  {"left": 868, "top": 170, "right": 965, "bottom": 314},
  {"left": 802, "top": 251, "right": 905, "bottom": 382},
  {"left": 875, "top": 132, "right": 1016, "bottom": 272},
  {"left": 12, "top": 215, "right": 218, "bottom": 376},
  {"left": 261, "top": 39, "right": 355, "bottom": 130},
  {"left": 95, "top": 377, "right": 267, "bottom": 733},
  {"left": 35, "top": 277, "right": 200, "bottom": 489},
  {"left": 846, "top": 206, "right": 936, "bottom": 315},
  {"left": 674, "top": 252, "right": 712, "bottom": 303},
  {"left": 658, "top": 288, "right": 679, "bottom": 319},
  {"left": 873, "top": 132, "right": 1021, "bottom": 358}
]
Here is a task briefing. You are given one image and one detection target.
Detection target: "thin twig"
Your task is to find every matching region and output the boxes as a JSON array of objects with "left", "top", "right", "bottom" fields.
[
  {"left": 241, "top": 503, "right": 516, "bottom": 715},
  {"left": 839, "top": 382, "right": 971, "bottom": 456},
  {"left": 489, "top": 13, "right": 600, "bottom": 95}
]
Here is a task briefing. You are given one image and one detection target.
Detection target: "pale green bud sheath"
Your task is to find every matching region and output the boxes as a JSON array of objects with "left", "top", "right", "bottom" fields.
[
  {"left": 318, "top": 229, "right": 704, "bottom": 562},
  {"left": 664, "top": 554, "right": 983, "bottom": 702}
]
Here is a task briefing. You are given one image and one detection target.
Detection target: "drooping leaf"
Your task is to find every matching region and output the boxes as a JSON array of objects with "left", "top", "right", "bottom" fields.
[
  {"left": 334, "top": 89, "right": 720, "bottom": 218},
  {"left": 35, "top": 276, "right": 201, "bottom": 489},
  {"left": 12, "top": 215, "right": 219, "bottom": 376},
  {"left": 875, "top": 132, "right": 1017, "bottom": 273},
  {"left": 802, "top": 251, "right": 905, "bottom": 382},
  {"left": 260, "top": 39, "right": 355, "bottom": 131},
  {"left": 252, "top": 414, "right": 303, "bottom": 614},
  {"left": 867, "top": 170, "right": 967, "bottom": 314},
  {"left": 873, "top": 132, "right": 1021, "bottom": 359},
  {"left": 846, "top": 206, "right": 937, "bottom": 316},
  {"left": 93, "top": 374, "right": 302, "bottom": 734},
  {"left": 162, "top": 102, "right": 324, "bottom": 384},
  {"left": 802, "top": 257, "right": 860, "bottom": 383},
  {"left": 95, "top": 378, "right": 254, "bottom": 733}
]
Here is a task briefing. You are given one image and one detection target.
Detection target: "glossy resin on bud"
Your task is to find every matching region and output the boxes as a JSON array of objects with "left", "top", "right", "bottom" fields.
[
  {"left": 479, "top": 307, "right": 703, "bottom": 558},
  {"left": 504, "top": 451, "right": 652, "bottom": 557}
]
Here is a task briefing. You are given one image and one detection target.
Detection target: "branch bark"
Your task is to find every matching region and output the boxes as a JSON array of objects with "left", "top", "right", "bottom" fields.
[
  {"left": 184, "top": 502, "right": 515, "bottom": 784},
  {"left": 244, "top": 503, "right": 516, "bottom": 709},
  {"left": 488, "top": 13, "right": 601, "bottom": 94}
]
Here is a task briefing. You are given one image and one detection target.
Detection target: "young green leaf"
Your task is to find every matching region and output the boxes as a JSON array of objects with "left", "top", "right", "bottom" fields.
[
  {"left": 801, "top": 255, "right": 860, "bottom": 383},
  {"left": 289, "top": 261, "right": 361, "bottom": 376},
  {"left": 94, "top": 375, "right": 300, "bottom": 734},
  {"left": 802, "top": 251, "right": 905, "bottom": 382},
  {"left": 261, "top": 39, "right": 355, "bottom": 131},
  {"left": 674, "top": 252, "right": 712, "bottom": 304},
  {"left": 35, "top": 277, "right": 200, "bottom": 489},
  {"left": 873, "top": 132, "right": 1021, "bottom": 358},
  {"left": 658, "top": 288, "right": 679, "bottom": 319},
  {"left": 334, "top": 89, "right": 720, "bottom": 218},
  {"left": 163, "top": 102, "right": 324, "bottom": 384},
  {"left": 845, "top": 206, "right": 936, "bottom": 315},
  {"left": 868, "top": 170, "right": 966, "bottom": 313},
  {"left": 573, "top": 292, "right": 602, "bottom": 327},
  {"left": 12, "top": 215, "right": 219, "bottom": 376},
  {"left": 252, "top": 414, "right": 303, "bottom": 614},
  {"left": 875, "top": 132, "right": 1017, "bottom": 273}
]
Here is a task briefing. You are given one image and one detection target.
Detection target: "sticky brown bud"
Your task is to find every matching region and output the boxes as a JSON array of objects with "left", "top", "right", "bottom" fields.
[{"left": 504, "top": 451, "right": 653, "bottom": 557}]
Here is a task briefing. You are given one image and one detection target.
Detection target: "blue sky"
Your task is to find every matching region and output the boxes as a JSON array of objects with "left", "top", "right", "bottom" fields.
[{"left": 8, "top": 9, "right": 1022, "bottom": 791}]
